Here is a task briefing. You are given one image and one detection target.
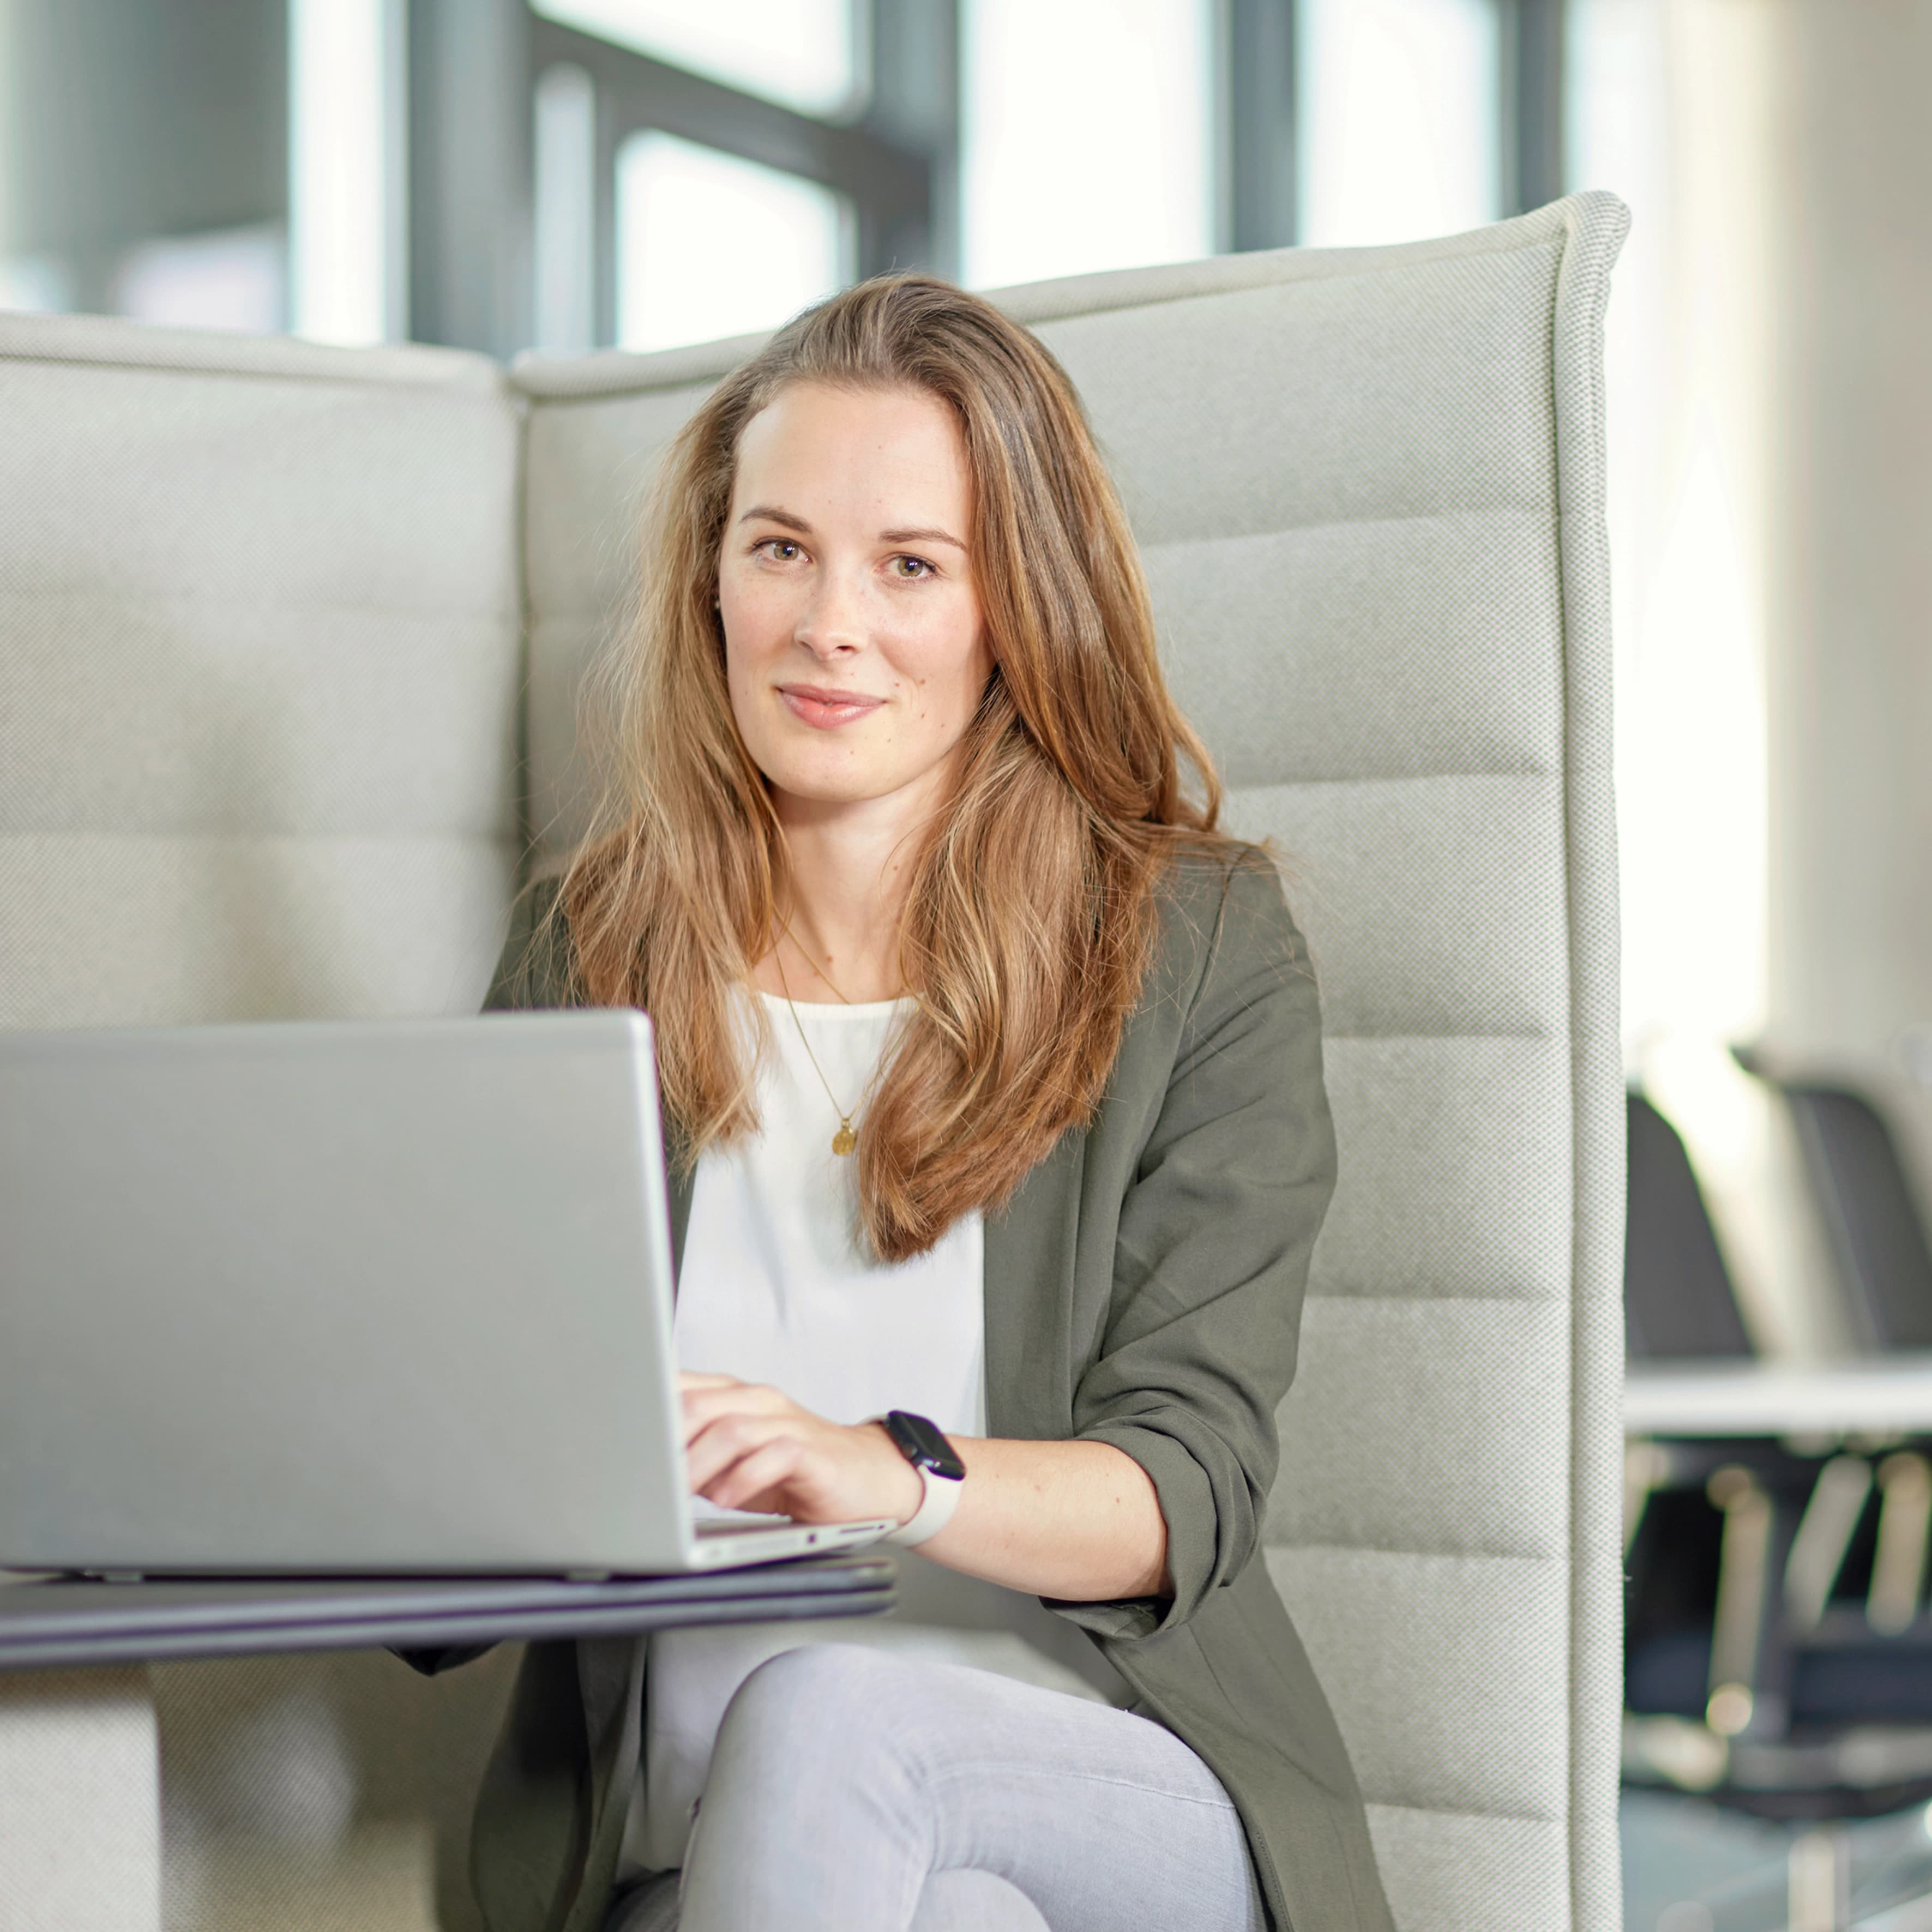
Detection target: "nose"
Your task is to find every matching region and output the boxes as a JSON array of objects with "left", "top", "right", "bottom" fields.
[{"left": 793, "top": 564, "right": 865, "bottom": 660}]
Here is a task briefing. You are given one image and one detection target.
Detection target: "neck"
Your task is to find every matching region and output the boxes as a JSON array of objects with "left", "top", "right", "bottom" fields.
[{"left": 757, "top": 777, "right": 944, "bottom": 1004}]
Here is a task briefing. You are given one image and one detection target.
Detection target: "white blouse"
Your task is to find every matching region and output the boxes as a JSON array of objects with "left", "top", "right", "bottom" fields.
[
  {"left": 675, "top": 994, "right": 987, "bottom": 1448},
  {"left": 628, "top": 992, "right": 1119, "bottom": 1876}
]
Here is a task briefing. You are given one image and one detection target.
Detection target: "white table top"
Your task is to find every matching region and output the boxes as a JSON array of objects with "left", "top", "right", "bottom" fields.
[{"left": 1625, "top": 1354, "right": 1932, "bottom": 1436}]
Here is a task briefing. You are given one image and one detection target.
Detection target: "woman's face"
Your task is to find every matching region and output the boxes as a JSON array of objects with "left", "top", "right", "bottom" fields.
[{"left": 718, "top": 381, "right": 992, "bottom": 824}]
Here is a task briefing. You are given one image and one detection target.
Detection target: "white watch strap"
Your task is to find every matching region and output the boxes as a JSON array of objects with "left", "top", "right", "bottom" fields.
[{"left": 885, "top": 1460, "right": 962, "bottom": 1548}]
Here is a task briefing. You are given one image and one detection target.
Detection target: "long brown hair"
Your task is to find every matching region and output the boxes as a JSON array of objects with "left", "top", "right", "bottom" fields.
[{"left": 561, "top": 274, "right": 1239, "bottom": 1261}]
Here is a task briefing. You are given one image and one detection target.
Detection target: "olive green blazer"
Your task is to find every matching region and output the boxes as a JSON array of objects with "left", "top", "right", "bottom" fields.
[{"left": 466, "top": 854, "right": 1394, "bottom": 1932}]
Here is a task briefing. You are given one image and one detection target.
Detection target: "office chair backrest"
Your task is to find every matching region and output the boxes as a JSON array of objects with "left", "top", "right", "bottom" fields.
[
  {"left": 1625, "top": 1092, "right": 1755, "bottom": 1358},
  {"left": 514, "top": 192, "right": 1630, "bottom": 1931},
  {"left": 1783, "top": 1084, "right": 1932, "bottom": 1352}
]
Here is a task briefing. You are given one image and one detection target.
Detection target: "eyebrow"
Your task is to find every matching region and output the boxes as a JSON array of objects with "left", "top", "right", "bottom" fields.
[
  {"left": 736, "top": 505, "right": 967, "bottom": 552},
  {"left": 880, "top": 525, "right": 967, "bottom": 551}
]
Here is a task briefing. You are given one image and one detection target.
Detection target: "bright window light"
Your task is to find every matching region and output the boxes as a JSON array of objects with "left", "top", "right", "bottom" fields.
[
  {"left": 534, "top": 64, "right": 597, "bottom": 354},
  {"left": 0, "top": 255, "right": 72, "bottom": 315},
  {"left": 616, "top": 133, "right": 851, "bottom": 353},
  {"left": 1298, "top": 0, "right": 1501, "bottom": 246},
  {"left": 534, "top": 0, "right": 862, "bottom": 118},
  {"left": 288, "top": 0, "right": 404, "bottom": 344},
  {"left": 113, "top": 225, "right": 286, "bottom": 334},
  {"left": 962, "top": 0, "right": 1216, "bottom": 290}
]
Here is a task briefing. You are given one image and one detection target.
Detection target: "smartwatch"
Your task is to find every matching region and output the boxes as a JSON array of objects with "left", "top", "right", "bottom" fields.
[{"left": 878, "top": 1410, "right": 966, "bottom": 1548}]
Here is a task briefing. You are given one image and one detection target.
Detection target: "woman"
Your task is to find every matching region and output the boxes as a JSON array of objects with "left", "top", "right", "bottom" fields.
[{"left": 472, "top": 275, "right": 1393, "bottom": 1932}]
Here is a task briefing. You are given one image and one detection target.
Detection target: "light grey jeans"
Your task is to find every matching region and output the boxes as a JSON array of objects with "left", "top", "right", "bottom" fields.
[{"left": 605, "top": 1643, "right": 1267, "bottom": 1932}]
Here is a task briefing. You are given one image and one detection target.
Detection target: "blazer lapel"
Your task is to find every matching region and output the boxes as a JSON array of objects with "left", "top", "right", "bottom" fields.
[
  {"left": 665, "top": 1124, "right": 693, "bottom": 1292},
  {"left": 981, "top": 1130, "right": 1085, "bottom": 1442}
]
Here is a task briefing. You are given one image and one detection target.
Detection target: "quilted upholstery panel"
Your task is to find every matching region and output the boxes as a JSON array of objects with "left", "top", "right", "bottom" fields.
[
  {"left": 1315, "top": 1037, "right": 1573, "bottom": 1302},
  {"left": 521, "top": 383, "right": 719, "bottom": 863},
  {"left": 1267, "top": 1546, "right": 1569, "bottom": 1819},
  {"left": 0, "top": 318, "right": 532, "bottom": 1928},
  {"left": 1273, "top": 1298, "right": 1570, "bottom": 1557},
  {"left": 508, "top": 195, "right": 1629, "bottom": 1931},
  {"left": 0, "top": 322, "right": 525, "bottom": 1030}
]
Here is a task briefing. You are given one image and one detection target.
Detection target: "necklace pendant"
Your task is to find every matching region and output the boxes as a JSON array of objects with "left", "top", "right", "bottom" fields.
[{"left": 831, "top": 1122, "right": 857, "bottom": 1157}]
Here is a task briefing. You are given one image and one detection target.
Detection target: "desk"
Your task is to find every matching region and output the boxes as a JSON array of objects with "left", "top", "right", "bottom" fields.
[
  {"left": 0, "top": 1557, "right": 894, "bottom": 1930},
  {"left": 0, "top": 1556, "right": 896, "bottom": 1670}
]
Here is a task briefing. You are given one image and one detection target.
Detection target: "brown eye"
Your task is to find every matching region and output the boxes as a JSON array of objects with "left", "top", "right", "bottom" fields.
[{"left": 892, "top": 555, "right": 934, "bottom": 580}]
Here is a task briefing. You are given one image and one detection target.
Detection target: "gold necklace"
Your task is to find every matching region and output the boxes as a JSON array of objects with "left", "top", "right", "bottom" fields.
[
  {"left": 773, "top": 946, "right": 864, "bottom": 1156},
  {"left": 776, "top": 915, "right": 854, "bottom": 1006}
]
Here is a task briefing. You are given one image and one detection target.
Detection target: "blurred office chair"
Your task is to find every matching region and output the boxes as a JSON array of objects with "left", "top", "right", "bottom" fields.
[
  {"left": 1626, "top": 1090, "right": 1756, "bottom": 1360},
  {"left": 1624, "top": 1082, "right": 1932, "bottom": 1817},
  {"left": 0, "top": 191, "right": 1629, "bottom": 1931},
  {"left": 1780, "top": 1082, "right": 1932, "bottom": 1352}
]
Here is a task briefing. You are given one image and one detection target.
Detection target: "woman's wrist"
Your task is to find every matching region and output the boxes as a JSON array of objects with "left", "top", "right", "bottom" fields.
[{"left": 862, "top": 1421, "right": 927, "bottom": 1526}]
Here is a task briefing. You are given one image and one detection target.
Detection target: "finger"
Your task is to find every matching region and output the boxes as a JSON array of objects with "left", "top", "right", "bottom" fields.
[
  {"left": 678, "top": 1371, "right": 742, "bottom": 1391},
  {"left": 679, "top": 1382, "right": 794, "bottom": 1442},
  {"left": 701, "top": 1437, "right": 811, "bottom": 1516},
  {"left": 685, "top": 1413, "right": 794, "bottom": 1491}
]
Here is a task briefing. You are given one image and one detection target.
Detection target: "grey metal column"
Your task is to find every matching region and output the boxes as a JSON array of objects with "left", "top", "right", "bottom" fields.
[
  {"left": 408, "top": 0, "right": 533, "bottom": 357},
  {"left": 1225, "top": 0, "right": 1297, "bottom": 252},
  {"left": 866, "top": 0, "right": 960, "bottom": 278},
  {"left": 1502, "top": 0, "right": 1566, "bottom": 216}
]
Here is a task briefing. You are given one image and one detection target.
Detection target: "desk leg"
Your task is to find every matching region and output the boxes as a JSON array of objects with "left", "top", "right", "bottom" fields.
[{"left": 0, "top": 1668, "right": 160, "bottom": 1932}]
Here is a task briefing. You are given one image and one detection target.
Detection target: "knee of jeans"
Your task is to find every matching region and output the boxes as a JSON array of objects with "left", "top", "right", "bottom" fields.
[
  {"left": 910, "top": 1871, "right": 1051, "bottom": 1932},
  {"left": 719, "top": 1642, "right": 905, "bottom": 1760}
]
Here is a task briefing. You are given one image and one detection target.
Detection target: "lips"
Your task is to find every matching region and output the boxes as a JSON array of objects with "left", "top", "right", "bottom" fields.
[{"left": 778, "top": 685, "right": 886, "bottom": 730}]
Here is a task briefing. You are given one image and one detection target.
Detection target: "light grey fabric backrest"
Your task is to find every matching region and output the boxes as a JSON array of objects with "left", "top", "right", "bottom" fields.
[
  {"left": 0, "top": 311, "right": 531, "bottom": 1932},
  {"left": 0, "top": 312, "right": 525, "bottom": 1030},
  {"left": 514, "top": 194, "right": 1629, "bottom": 1932}
]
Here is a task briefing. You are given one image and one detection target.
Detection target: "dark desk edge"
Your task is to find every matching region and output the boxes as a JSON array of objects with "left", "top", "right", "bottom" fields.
[{"left": 0, "top": 1558, "right": 897, "bottom": 1671}]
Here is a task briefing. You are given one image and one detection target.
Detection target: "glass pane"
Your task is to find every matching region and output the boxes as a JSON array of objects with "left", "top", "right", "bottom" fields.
[
  {"left": 961, "top": 0, "right": 1216, "bottom": 289},
  {"left": 288, "top": 0, "right": 401, "bottom": 344},
  {"left": 112, "top": 224, "right": 286, "bottom": 334},
  {"left": 534, "top": 63, "right": 597, "bottom": 354},
  {"left": 534, "top": 0, "right": 861, "bottom": 118},
  {"left": 1297, "top": 0, "right": 1501, "bottom": 246},
  {"left": 0, "top": 256, "right": 72, "bottom": 315},
  {"left": 616, "top": 133, "right": 851, "bottom": 353}
]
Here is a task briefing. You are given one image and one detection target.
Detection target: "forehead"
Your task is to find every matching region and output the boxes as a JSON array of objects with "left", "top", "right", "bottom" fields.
[{"left": 730, "top": 382, "right": 969, "bottom": 513}]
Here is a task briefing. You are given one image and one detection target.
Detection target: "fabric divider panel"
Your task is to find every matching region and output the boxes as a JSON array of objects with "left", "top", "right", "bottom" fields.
[
  {"left": 0, "top": 835, "right": 517, "bottom": 1026},
  {"left": 0, "top": 364, "right": 517, "bottom": 612},
  {"left": 1027, "top": 243, "right": 1562, "bottom": 547},
  {"left": 521, "top": 383, "right": 719, "bottom": 622},
  {"left": 0, "top": 601, "right": 519, "bottom": 839},
  {"left": 1226, "top": 777, "right": 1569, "bottom": 1040},
  {"left": 1267, "top": 1545, "right": 1568, "bottom": 1819},
  {"left": 1273, "top": 1296, "right": 1568, "bottom": 1560},
  {"left": 1365, "top": 1804, "right": 1572, "bottom": 1932},
  {"left": 1143, "top": 510, "right": 1562, "bottom": 786},
  {"left": 1314, "top": 1035, "right": 1572, "bottom": 1301}
]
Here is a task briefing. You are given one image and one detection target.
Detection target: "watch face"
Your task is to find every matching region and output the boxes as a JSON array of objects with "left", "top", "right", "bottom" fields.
[{"left": 886, "top": 1410, "right": 966, "bottom": 1482}]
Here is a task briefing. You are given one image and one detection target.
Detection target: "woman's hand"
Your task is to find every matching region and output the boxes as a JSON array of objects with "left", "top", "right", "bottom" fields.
[
  {"left": 681, "top": 1373, "right": 1171, "bottom": 1601},
  {"left": 680, "top": 1373, "right": 924, "bottom": 1526}
]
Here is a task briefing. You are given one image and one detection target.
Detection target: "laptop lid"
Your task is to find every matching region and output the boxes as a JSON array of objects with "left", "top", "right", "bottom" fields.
[{"left": 0, "top": 1012, "right": 706, "bottom": 1575}]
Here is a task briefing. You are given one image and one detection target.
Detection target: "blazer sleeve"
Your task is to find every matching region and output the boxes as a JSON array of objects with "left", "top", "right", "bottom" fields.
[
  {"left": 1069, "top": 859, "right": 1337, "bottom": 1635},
  {"left": 483, "top": 873, "right": 581, "bottom": 1013}
]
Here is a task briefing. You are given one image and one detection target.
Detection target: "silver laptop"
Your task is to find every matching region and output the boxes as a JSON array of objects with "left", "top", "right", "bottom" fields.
[{"left": 0, "top": 1012, "right": 892, "bottom": 1577}]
